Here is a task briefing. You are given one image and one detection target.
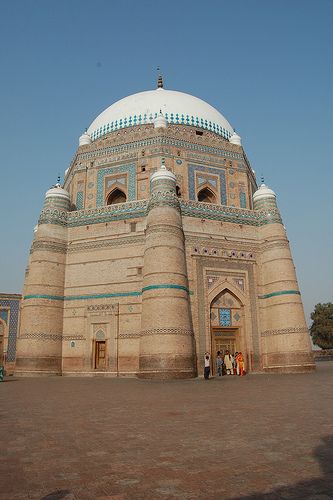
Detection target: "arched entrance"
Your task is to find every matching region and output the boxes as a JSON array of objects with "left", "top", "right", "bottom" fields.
[{"left": 210, "top": 288, "right": 244, "bottom": 375}]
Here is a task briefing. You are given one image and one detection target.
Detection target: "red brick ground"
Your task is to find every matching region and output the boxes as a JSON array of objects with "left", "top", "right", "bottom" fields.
[{"left": 1, "top": 362, "right": 333, "bottom": 499}]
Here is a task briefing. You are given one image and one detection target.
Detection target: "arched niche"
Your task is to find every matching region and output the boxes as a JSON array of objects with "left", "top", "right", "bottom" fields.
[
  {"left": 197, "top": 187, "right": 216, "bottom": 204},
  {"left": 210, "top": 288, "right": 242, "bottom": 328},
  {"left": 106, "top": 188, "right": 127, "bottom": 205},
  {"left": 95, "top": 330, "right": 105, "bottom": 341}
]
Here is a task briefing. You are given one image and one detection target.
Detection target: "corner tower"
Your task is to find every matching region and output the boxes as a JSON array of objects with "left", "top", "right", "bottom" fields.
[
  {"left": 254, "top": 182, "right": 314, "bottom": 373},
  {"left": 139, "top": 161, "right": 196, "bottom": 378},
  {"left": 16, "top": 184, "right": 70, "bottom": 375}
]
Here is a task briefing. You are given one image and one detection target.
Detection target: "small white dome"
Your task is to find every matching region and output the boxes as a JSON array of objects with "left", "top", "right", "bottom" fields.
[
  {"left": 150, "top": 161, "right": 176, "bottom": 184},
  {"left": 79, "top": 131, "right": 92, "bottom": 146},
  {"left": 253, "top": 182, "right": 276, "bottom": 203},
  {"left": 45, "top": 184, "right": 70, "bottom": 201},
  {"left": 229, "top": 131, "right": 242, "bottom": 146},
  {"left": 154, "top": 111, "right": 167, "bottom": 129},
  {"left": 33, "top": 225, "right": 38, "bottom": 234}
]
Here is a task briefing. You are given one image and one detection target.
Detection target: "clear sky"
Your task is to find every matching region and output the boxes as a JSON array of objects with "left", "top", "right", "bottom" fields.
[{"left": 0, "top": 0, "right": 332, "bottom": 323}]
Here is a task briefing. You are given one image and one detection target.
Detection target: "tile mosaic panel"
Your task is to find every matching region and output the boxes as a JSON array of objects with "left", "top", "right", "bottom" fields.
[
  {"left": 219, "top": 308, "right": 231, "bottom": 327},
  {"left": 97, "top": 164, "right": 136, "bottom": 207},
  {"left": 188, "top": 164, "right": 226, "bottom": 205},
  {"left": 76, "top": 191, "right": 84, "bottom": 210}
]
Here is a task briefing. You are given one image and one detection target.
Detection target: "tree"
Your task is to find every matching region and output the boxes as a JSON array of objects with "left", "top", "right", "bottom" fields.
[{"left": 310, "top": 303, "right": 333, "bottom": 349}]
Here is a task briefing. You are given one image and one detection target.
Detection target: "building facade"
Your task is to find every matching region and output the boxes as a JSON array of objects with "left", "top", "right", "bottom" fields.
[
  {"left": 15, "top": 80, "right": 314, "bottom": 377},
  {"left": 0, "top": 293, "right": 21, "bottom": 374}
]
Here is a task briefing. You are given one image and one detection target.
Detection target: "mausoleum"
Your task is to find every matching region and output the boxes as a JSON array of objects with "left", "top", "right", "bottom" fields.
[{"left": 15, "top": 77, "right": 314, "bottom": 377}]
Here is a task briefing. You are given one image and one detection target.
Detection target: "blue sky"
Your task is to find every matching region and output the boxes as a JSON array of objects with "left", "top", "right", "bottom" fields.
[{"left": 0, "top": 0, "right": 332, "bottom": 322}]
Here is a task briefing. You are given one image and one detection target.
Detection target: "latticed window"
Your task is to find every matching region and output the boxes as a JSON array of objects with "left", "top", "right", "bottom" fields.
[{"left": 219, "top": 308, "right": 231, "bottom": 327}]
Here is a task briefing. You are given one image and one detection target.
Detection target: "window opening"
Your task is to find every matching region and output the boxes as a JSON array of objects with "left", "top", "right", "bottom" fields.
[{"left": 107, "top": 188, "right": 126, "bottom": 205}]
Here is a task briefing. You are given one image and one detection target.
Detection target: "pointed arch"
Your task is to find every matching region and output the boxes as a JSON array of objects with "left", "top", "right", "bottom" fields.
[
  {"left": 95, "top": 330, "right": 105, "bottom": 341},
  {"left": 208, "top": 278, "right": 247, "bottom": 307},
  {"left": 106, "top": 188, "right": 127, "bottom": 205},
  {"left": 197, "top": 187, "right": 216, "bottom": 204}
]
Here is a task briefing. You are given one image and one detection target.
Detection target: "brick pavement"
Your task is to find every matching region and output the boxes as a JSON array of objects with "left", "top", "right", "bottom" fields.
[{"left": 1, "top": 362, "right": 333, "bottom": 500}]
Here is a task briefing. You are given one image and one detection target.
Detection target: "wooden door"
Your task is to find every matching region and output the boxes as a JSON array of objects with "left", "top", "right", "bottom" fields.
[
  {"left": 95, "top": 341, "right": 106, "bottom": 369},
  {"left": 212, "top": 327, "right": 237, "bottom": 375}
]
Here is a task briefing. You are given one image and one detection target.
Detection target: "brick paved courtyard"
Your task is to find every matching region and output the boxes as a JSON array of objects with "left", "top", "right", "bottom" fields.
[{"left": 1, "top": 362, "right": 333, "bottom": 500}]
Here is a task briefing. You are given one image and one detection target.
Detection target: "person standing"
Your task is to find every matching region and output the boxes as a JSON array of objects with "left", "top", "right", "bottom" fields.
[
  {"left": 224, "top": 350, "right": 234, "bottom": 375},
  {"left": 236, "top": 352, "right": 245, "bottom": 376},
  {"left": 216, "top": 351, "right": 223, "bottom": 377},
  {"left": 234, "top": 352, "right": 240, "bottom": 375},
  {"left": 204, "top": 352, "right": 211, "bottom": 379}
]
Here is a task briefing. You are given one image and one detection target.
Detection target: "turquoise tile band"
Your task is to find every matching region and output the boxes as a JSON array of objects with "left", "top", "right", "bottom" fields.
[
  {"left": 24, "top": 284, "right": 189, "bottom": 301},
  {"left": 258, "top": 290, "right": 301, "bottom": 299},
  {"left": 142, "top": 284, "right": 189, "bottom": 293}
]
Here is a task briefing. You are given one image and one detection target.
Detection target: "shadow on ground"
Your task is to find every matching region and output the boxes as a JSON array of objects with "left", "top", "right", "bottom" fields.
[{"left": 235, "top": 435, "right": 333, "bottom": 499}]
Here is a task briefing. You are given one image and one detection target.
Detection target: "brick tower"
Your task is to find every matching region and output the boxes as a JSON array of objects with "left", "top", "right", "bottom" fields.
[{"left": 139, "top": 161, "right": 196, "bottom": 378}]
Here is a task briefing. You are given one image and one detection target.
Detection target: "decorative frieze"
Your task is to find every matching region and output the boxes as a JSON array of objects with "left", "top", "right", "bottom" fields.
[
  {"left": 118, "top": 331, "right": 141, "bottom": 339},
  {"left": 31, "top": 241, "right": 67, "bottom": 254},
  {"left": 76, "top": 135, "right": 243, "bottom": 163},
  {"left": 19, "top": 332, "right": 86, "bottom": 341},
  {"left": 140, "top": 327, "right": 193, "bottom": 337},
  {"left": 261, "top": 327, "right": 309, "bottom": 337},
  {"left": 87, "top": 303, "right": 119, "bottom": 313},
  {"left": 147, "top": 191, "right": 180, "bottom": 212},
  {"left": 67, "top": 235, "right": 145, "bottom": 253}
]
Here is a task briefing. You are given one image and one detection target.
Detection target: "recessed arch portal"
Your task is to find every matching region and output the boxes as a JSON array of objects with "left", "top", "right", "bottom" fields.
[
  {"left": 210, "top": 287, "right": 245, "bottom": 374},
  {"left": 197, "top": 187, "right": 216, "bottom": 204},
  {"left": 106, "top": 188, "right": 127, "bottom": 205}
]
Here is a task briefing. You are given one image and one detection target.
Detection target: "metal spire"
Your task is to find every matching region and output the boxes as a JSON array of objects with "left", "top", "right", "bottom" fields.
[{"left": 157, "top": 67, "right": 164, "bottom": 88}]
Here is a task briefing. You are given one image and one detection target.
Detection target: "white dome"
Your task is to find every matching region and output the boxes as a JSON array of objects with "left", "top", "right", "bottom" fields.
[
  {"left": 153, "top": 111, "right": 167, "bottom": 129},
  {"left": 229, "top": 131, "right": 242, "bottom": 146},
  {"left": 79, "top": 131, "right": 92, "bottom": 146},
  {"left": 87, "top": 88, "right": 234, "bottom": 141},
  {"left": 45, "top": 184, "right": 70, "bottom": 201},
  {"left": 253, "top": 183, "right": 276, "bottom": 203},
  {"left": 150, "top": 162, "right": 176, "bottom": 184}
]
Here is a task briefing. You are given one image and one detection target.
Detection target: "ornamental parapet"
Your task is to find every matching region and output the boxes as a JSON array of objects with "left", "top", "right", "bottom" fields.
[
  {"left": 38, "top": 199, "right": 282, "bottom": 228},
  {"left": 180, "top": 200, "right": 282, "bottom": 226}
]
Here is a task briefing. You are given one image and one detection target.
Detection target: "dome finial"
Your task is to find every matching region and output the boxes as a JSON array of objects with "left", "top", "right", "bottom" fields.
[
  {"left": 157, "top": 66, "right": 164, "bottom": 88},
  {"left": 261, "top": 174, "right": 265, "bottom": 185}
]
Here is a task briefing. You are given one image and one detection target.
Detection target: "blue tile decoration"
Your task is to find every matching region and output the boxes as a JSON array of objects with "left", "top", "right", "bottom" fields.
[
  {"left": 76, "top": 191, "right": 84, "bottom": 210},
  {"left": 240, "top": 192, "right": 247, "bottom": 208},
  {"left": 97, "top": 164, "right": 136, "bottom": 207},
  {"left": 0, "top": 309, "right": 9, "bottom": 324},
  {"left": 0, "top": 298, "right": 20, "bottom": 361},
  {"left": 78, "top": 136, "right": 243, "bottom": 163},
  {"left": 188, "top": 164, "right": 227, "bottom": 205},
  {"left": 90, "top": 113, "right": 232, "bottom": 141},
  {"left": 234, "top": 312, "right": 240, "bottom": 322},
  {"left": 219, "top": 308, "right": 231, "bottom": 327}
]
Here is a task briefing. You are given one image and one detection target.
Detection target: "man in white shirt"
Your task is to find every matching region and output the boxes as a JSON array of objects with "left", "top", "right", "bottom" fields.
[{"left": 204, "top": 352, "right": 211, "bottom": 379}]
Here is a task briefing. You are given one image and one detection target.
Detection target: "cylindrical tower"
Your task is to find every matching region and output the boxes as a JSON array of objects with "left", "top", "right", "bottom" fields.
[
  {"left": 254, "top": 183, "right": 314, "bottom": 373},
  {"left": 138, "top": 161, "right": 196, "bottom": 379},
  {"left": 15, "top": 184, "right": 70, "bottom": 375}
]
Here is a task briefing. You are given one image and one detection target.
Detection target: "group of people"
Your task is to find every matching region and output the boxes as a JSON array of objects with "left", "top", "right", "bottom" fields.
[{"left": 204, "top": 350, "right": 245, "bottom": 379}]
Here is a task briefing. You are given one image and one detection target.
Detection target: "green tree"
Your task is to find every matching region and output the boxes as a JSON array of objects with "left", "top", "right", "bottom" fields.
[{"left": 310, "top": 303, "right": 333, "bottom": 349}]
